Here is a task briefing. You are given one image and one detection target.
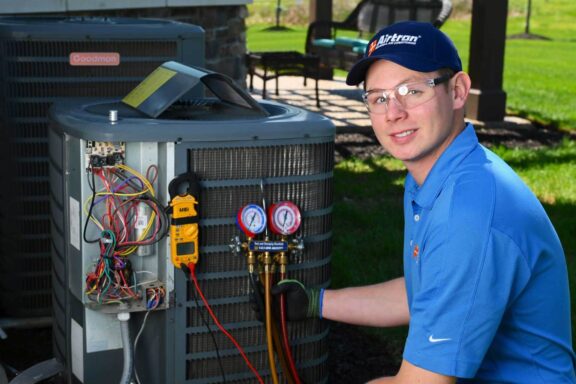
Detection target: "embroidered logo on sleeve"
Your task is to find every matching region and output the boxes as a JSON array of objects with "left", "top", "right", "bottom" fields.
[{"left": 428, "top": 335, "right": 452, "bottom": 343}]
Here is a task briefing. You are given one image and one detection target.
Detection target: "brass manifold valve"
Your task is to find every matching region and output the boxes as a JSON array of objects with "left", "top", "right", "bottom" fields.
[
  {"left": 229, "top": 201, "right": 304, "bottom": 271},
  {"left": 229, "top": 234, "right": 304, "bottom": 271}
]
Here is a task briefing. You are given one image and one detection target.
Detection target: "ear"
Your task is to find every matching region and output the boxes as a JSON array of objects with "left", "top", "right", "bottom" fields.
[{"left": 451, "top": 71, "right": 471, "bottom": 110}]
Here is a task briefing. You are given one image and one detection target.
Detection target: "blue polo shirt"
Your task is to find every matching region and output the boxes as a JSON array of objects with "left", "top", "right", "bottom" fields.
[{"left": 402, "top": 124, "right": 576, "bottom": 382}]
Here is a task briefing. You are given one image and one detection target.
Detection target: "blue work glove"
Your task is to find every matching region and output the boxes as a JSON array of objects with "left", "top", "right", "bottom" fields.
[{"left": 271, "top": 279, "right": 323, "bottom": 321}]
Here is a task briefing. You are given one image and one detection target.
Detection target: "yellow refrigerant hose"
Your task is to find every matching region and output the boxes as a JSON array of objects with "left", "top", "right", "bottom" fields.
[
  {"left": 257, "top": 271, "right": 294, "bottom": 384},
  {"left": 265, "top": 265, "right": 280, "bottom": 384}
]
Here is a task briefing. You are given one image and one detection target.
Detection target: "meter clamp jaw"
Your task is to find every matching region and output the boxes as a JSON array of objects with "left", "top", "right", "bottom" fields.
[{"left": 168, "top": 172, "right": 201, "bottom": 268}]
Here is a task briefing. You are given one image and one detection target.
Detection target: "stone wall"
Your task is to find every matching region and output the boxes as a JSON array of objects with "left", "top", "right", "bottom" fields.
[{"left": 21, "top": 6, "right": 249, "bottom": 87}]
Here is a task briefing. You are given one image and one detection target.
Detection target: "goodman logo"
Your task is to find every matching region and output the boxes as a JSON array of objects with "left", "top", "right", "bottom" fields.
[
  {"left": 368, "top": 34, "right": 421, "bottom": 56},
  {"left": 69, "top": 52, "right": 120, "bottom": 66}
]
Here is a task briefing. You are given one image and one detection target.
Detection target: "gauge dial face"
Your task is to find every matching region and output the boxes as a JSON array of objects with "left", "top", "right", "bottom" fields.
[
  {"left": 237, "top": 204, "right": 267, "bottom": 237},
  {"left": 269, "top": 201, "right": 301, "bottom": 235}
]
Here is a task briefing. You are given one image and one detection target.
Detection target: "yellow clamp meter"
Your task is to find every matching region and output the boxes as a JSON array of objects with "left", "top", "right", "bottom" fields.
[{"left": 168, "top": 173, "right": 200, "bottom": 268}]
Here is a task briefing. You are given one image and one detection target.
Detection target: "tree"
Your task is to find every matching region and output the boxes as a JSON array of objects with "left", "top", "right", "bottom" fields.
[
  {"left": 509, "top": 0, "right": 549, "bottom": 40},
  {"left": 275, "top": 0, "right": 282, "bottom": 29},
  {"left": 524, "top": 0, "right": 532, "bottom": 35}
]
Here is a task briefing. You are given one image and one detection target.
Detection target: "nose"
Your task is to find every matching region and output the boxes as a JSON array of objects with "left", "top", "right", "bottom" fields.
[{"left": 385, "top": 97, "right": 407, "bottom": 121}]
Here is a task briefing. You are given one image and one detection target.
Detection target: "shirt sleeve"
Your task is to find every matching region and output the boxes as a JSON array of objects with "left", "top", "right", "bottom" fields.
[{"left": 403, "top": 177, "right": 531, "bottom": 377}]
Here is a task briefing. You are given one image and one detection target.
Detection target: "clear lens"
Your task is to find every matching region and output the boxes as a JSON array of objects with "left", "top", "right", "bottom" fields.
[{"left": 362, "top": 75, "right": 451, "bottom": 114}]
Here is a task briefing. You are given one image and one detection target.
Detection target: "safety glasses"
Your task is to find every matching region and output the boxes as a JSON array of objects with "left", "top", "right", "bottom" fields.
[{"left": 362, "top": 74, "right": 453, "bottom": 114}]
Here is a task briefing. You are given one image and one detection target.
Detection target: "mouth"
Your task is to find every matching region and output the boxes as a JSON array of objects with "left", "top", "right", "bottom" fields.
[{"left": 392, "top": 129, "right": 416, "bottom": 138}]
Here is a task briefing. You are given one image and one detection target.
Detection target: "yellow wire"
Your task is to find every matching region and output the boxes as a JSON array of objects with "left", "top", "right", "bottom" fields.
[
  {"left": 116, "top": 164, "right": 155, "bottom": 197},
  {"left": 83, "top": 165, "right": 159, "bottom": 256}
]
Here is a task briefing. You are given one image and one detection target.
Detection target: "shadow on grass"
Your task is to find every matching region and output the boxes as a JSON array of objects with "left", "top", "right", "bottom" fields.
[
  {"left": 332, "top": 157, "right": 406, "bottom": 288},
  {"left": 543, "top": 200, "right": 576, "bottom": 348},
  {"left": 494, "top": 143, "right": 576, "bottom": 170},
  {"left": 261, "top": 25, "right": 293, "bottom": 32}
]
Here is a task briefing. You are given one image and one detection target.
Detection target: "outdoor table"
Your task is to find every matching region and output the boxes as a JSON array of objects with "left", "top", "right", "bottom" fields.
[{"left": 246, "top": 51, "right": 321, "bottom": 107}]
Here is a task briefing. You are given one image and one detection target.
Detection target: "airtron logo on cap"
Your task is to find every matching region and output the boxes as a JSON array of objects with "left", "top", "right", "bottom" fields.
[
  {"left": 369, "top": 33, "right": 422, "bottom": 56},
  {"left": 69, "top": 52, "right": 120, "bottom": 66}
]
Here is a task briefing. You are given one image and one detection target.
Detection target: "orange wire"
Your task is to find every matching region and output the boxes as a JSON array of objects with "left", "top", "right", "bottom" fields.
[{"left": 188, "top": 263, "right": 265, "bottom": 384}]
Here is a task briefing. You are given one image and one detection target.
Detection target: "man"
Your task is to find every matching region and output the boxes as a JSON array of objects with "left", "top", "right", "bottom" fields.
[{"left": 275, "top": 21, "right": 576, "bottom": 383}]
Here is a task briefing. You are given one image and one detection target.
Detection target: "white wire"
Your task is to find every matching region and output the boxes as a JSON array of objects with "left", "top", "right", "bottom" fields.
[
  {"left": 129, "top": 271, "right": 159, "bottom": 289},
  {"left": 133, "top": 310, "right": 151, "bottom": 384}
]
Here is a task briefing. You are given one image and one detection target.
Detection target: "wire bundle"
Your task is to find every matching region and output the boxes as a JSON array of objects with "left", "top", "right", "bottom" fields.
[
  {"left": 83, "top": 164, "right": 169, "bottom": 305},
  {"left": 145, "top": 286, "right": 166, "bottom": 310}
]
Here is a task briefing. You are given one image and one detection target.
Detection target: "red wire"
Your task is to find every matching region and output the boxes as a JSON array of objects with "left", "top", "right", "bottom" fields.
[
  {"left": 188, "top": 263, "right": 265, "bottom": 384},
  {"left": 280, "top": 273, "right": 302, "bottom": 384}
]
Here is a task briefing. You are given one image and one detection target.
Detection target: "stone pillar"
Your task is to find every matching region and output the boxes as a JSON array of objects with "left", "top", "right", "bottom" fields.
[{"left": 466, "top": 0, "right": 508, "bottom": 121}]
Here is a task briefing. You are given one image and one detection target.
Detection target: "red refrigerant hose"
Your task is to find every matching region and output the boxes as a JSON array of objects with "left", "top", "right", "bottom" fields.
[{"left": 188, "top": 262, "right": 265, "bottom": 384}]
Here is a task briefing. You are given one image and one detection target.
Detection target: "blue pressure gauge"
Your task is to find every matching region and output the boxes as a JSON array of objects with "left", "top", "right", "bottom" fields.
[{"left": 237, "top": 204, "right": 267, "bottom": 237}]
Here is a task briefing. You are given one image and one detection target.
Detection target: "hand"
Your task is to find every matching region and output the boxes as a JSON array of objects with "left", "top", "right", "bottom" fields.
[{"left": 272, "top": 279, "right": 322, "bottom": 321}]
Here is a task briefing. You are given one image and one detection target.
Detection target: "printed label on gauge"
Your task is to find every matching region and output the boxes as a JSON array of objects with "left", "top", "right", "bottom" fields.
[
  {"left": 249, "top": 241, "right": 288, "bottom": 252},
  {"left": 269, "top": 201, "right": 301, "bottom": 235},
  {"left": 237, "top": 204, "right": 267, "bottom": 237}
]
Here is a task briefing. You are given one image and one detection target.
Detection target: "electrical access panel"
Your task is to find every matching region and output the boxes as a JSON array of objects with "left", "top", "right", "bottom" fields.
[{"left": 67, "top": 138, "right": 173, "bottom": 313}]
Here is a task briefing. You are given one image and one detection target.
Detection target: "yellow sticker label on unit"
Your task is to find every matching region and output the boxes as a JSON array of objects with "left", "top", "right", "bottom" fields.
[{"left": 122, "top": 67, "right": 177, "bottom": 108}]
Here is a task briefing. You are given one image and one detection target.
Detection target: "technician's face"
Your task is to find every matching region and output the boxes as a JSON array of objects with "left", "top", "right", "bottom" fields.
[{"left": 364, "top": 60, "right": 460, "bottom": 181}]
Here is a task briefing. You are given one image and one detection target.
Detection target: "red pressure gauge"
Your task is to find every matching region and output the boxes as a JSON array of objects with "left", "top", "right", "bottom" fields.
[
  {"left": 237, "top": 204, "right": 267, "bottom": 237},
  {"left": 268, "top": 201, "right": 301, "bottom": 236}
]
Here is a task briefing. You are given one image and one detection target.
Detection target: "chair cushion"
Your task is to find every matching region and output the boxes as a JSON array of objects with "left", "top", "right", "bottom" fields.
[
  {"left": 312, "top": 39, "right": 336, "bottom": 48},
  {"left": 334, "top": 37, "right": 369, "bottom": 47},
  {"left": 353, "top": 44, "right": 368, "bottom": 54}
]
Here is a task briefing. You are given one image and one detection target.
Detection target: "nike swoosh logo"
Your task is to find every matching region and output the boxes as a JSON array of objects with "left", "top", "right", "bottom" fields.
[{"left": 428, "top": 335, "right": 452, "bottom": 343}]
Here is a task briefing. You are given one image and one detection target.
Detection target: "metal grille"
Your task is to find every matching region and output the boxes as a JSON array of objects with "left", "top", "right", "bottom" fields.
[
  {"left": 189, "top": 142, "right": 335, "bottom": 181},
  {"left": 185, "top": 141, "right": 333, "bottom": 383},
  {"left": 0, "top": 18, "right": 200, "bottom": 319},
  {"left": 201, "top": 181, "right": 333, "bottom": 219}
]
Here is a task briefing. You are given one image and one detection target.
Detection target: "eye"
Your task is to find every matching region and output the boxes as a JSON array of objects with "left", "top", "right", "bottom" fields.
[
  {"left": 374, "top": 95, "right": 387, "bottom": 104},
  {"left": 367, "top": 92, "right": 387, "bottom": 105}
]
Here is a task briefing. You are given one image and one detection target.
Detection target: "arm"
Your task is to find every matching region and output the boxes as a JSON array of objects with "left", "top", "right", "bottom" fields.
[
  {"left": 322, "top": 277, "right": 409, "bottom": 327},
  {"left": 367, "top": 360, "right": 456, "bottom": 384}
]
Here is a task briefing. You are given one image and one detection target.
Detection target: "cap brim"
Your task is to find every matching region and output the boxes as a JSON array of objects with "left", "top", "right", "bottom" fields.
[{"left": 346, "top": 57, "right": 378, "bottom": 86}]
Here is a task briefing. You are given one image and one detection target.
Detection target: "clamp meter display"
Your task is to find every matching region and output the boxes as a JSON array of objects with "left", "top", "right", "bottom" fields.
[
  {"left": 268, "top": 201, "right": 301, "bottom": 235},
  {"left": 169, "top": 173, "right": 200, "bottom": 268},
  {"left": 237, "top": 204, "right": 267, "bottom": 237}
]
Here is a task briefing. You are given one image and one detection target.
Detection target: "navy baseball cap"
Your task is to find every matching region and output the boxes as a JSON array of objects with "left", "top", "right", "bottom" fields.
[{"left": 346, "top": 21, "right": 462, "bottom": 85}]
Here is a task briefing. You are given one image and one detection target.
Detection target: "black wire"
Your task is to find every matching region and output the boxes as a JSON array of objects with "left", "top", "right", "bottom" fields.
[
  {"left": 111, "top": 168, "right": 170, "bottom": 243},
  {"left": 112, "top": 197, "right": 169, "bottom": 253},
  {"left": 83, "top": 168, "right": 100, "bottom": 243},
  {"left": 145, "top": 195, "right": 171, "bottom": 241},
  {"left": 248, "top": 272, "right": 266, "bottom": 322},
  {"left": 190, "top": 274, "right": 227, "bottom": 384}
]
